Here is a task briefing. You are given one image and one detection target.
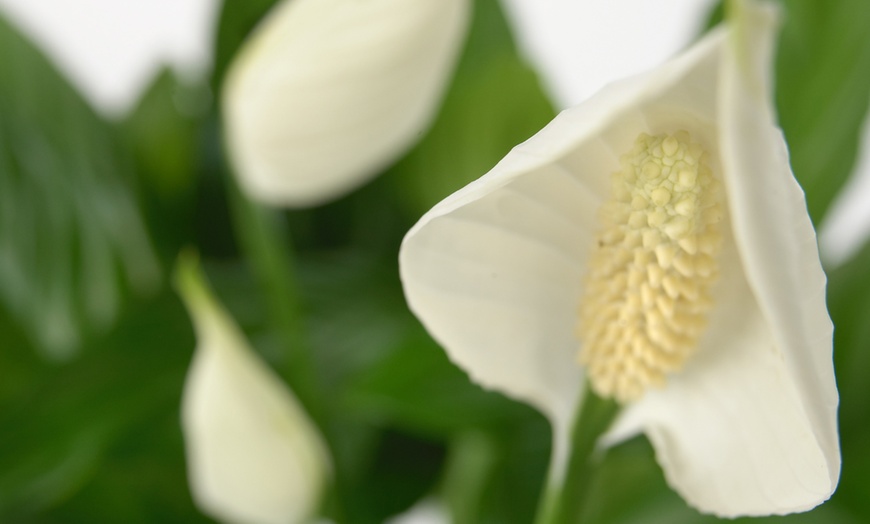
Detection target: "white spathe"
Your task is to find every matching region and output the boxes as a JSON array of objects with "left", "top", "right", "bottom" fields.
[
  {"left": 178, "top": 257, "right": 330, "bottom": 524},
  {"left": 399, "top": 0, "right": 839, "bottom": 517},
  {"left": 223, "top": 0, "right": 470, "bottom": 207}
]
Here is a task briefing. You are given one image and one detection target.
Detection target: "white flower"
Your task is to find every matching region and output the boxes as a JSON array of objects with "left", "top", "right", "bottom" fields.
[
  {"left": 223, "top": 0, "right": 470, "bottom": 207},
  {"left": 177, "top": 255, "right": 330, "bottom": 524},
  {"left": 399, "top": 0, "right": 839, "bottom": 517}
]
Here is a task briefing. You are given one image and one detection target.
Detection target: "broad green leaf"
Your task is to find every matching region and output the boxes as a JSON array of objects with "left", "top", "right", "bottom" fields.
[
  {"left": 122, "top": 70, "right": 205, "bottom": 201},
  {"left": 0, "top": 15, "right": 160, "bottom": 360},
  {"left": 294, "top": 251, "right": 521, "bottom": 435},
  {"left": 344, "top": 430, "right": 445, "bottom": 524},
  {"left": 120, "top": 69, "right": 214, "bottom": 272},
  {"left": 42, "top": 416, "right": 212, "bottom": 524},
  {"left": 827, "top": 240, "right": 870, "bottom": 431},
  {"left": 775, "top": 0, "right": 870, "bottom": 223},
  {"left": 824, "top": 239, "right": 870, "bottom": 521},
  {"left": 0, "top": 301, "right": 46, "bottom": 408},
  {"left": 0, "top": 292, "right": 198, "bottom": 521},
  {"left": 475, "top": 416, "right": 550, "bottom": 524}
]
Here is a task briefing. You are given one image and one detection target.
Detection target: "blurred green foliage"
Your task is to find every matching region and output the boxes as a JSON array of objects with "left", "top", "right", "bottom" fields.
[
  {"left": 0, "top": 16, "right": 160, "bottom": 360},
  {"left": 0, "top": 0, "right": 869, "bottom": 523},
  {"left": 776, "top": 0, "right": 870, "bottom": 224}
]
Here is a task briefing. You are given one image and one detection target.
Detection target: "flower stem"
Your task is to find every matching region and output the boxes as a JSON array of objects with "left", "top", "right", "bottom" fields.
[
  {"left": 223, "top": 174, "right": 351, "bottom": 522},
  {"left": 443, "top": 432, "right": 499, "bottom": 524},
  {"left": 534, "top": 387, "right": 620, "bottom": 524},
  {"left": 224, "top": 175, "right": 320, "bottom": 417}
]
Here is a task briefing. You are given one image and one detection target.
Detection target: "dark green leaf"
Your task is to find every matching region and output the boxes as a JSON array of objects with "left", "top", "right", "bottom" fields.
[
  {"left": 776, "top": 0, "right": 870, "bottom": 223},
  {"left": 0, "top": 15, "right": 161, "bottom": 359},
  {"left": 476, "top": 416, "right": 550, "bottom": 524},
  {"left": 122, "top": 70, "right": 206, "bottom": 200},
  {"left": 824, "top": 239, "right": 870, "bottom": 521},
  {"left": 0, "top": 291, "right": 197, "bottom": 521}
]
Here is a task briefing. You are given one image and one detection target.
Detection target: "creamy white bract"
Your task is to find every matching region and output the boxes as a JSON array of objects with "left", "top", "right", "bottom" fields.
[
  {"left": 178, "top": 258, "right": 330, "bottom": 524},
  {"left": 223, "top": 0, "right": 469, "bottom": 207},
  {"left": 399, "top": 0, "right": 839, "bottom": 516}
]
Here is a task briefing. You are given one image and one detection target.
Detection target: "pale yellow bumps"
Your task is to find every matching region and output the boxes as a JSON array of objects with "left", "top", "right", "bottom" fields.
[{"left": 577, "top": 131, "right": 723, "bottom": 403}]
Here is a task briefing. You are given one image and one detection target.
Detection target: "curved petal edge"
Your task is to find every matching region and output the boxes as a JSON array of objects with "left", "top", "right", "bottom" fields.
[
  {"left": 176, "top": 254, "right": 330, "bottom": 524},
  {"left": 223, "top": 0, "right": 470, "bottom": 207}
]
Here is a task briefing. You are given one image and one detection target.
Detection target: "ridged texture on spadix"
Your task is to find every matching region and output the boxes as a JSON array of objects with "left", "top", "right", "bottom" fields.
[
  {"left": 223, "top": 0, "right": 470, "bottom": 207},
  {"left": 177, "top": 256, "right": 330, "bottom": 524},
  {"left": 578, "top": 131, "right": 723, "bottom": 403}
]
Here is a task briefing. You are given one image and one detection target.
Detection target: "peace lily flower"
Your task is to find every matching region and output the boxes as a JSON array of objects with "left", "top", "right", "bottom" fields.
[
  {"left": 399, "top": 0, "right": 839, "bottom": 517},
  {"left": 176, "top": 254, "right": 330, "bottom": 524},
  {"left": 223, "top": 0, "right": 470, "bottom": 207}
]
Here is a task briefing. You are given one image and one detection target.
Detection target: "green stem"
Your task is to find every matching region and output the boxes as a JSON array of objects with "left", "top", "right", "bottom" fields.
[
  {"left": 224, "top": 174, "right": 320, "bottom": 418},
  {"left": 224, "top": 176, "right": 354, "bottom": 523},
  {"left": 442, "top": 432, "right": 498, "bottom": 524},
  {"left": 534, "top": 387, "right": 620, "bottom": 524}
]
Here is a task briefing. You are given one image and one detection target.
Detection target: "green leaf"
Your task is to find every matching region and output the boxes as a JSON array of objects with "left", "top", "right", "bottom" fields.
[
  {"left": 122, "top": 70, "right": 206, "bottom": 200},
  {"left": 42, "top": 416, "right": 212, "bottom": 524},
  {"left": 120, "top": 69, "right": 213, "bottom": 269},
  {"left": 824, "top": 239, "right": 870, "bottom": 521},
  {"left": 476, "top": 416, "right": 551, "bottom": 524},
  {"left": 0, "top": 291, "right": 197, "bottom": 521},
  {"left": 827, "top": 241, "right": 870, "bottom": 431},
  {"left": 344, "top": 430, "right": 446, "bottom": 524},
  {"left": 775, "top": 0, "right": 870, "bottom": 224},
  {"left": 0, "top": 15, "right": 161, "bottom": 360},
  {"left": 282, "top": 250, "right": 521, "bottom": 437}
]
